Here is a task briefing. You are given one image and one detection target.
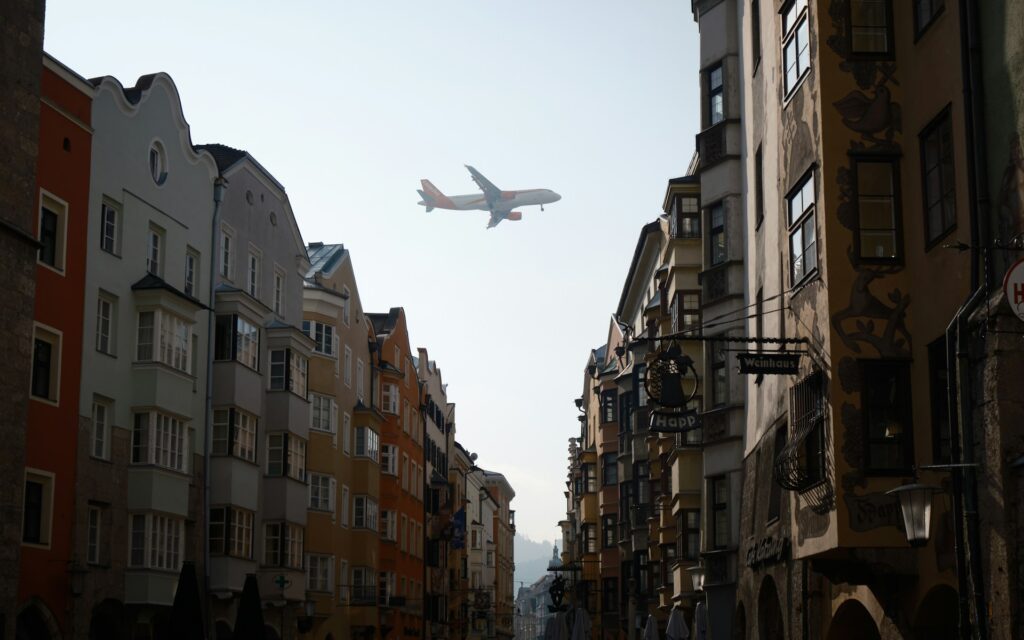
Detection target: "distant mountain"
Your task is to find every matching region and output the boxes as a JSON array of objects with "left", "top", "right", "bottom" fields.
[{"left": 514, "top": 535, "right": 555, "bottom": 588}]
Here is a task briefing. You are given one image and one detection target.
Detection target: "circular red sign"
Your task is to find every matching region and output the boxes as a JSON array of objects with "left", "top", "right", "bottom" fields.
[{"left": 1003, "top": 257, "right": 1024, "bottom": 322}]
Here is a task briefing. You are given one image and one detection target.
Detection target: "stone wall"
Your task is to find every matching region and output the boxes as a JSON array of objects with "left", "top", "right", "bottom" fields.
[{"left": 0, "top": 0, "right": 45, "bottom": 636}]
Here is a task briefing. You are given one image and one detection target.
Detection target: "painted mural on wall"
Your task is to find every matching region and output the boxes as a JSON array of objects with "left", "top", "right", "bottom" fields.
[{"left": 826, "top": 0, "right": 912, "bottom": 501}]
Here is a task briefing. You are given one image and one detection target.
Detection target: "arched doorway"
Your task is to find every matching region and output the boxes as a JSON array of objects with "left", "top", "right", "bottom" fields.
[
  {"left": 15, "top": 601, "right": 58, "bottom": 640},
  {"left": 89, "top": 599, "right": 125, "bottom": 640},
  {"left": 826, "top": 600, "right": 880, "bottom": 640},
  {"left": 733, "top": 602, "right": 747, "bottom": 640},
  {"left": 757, "top": 577, "right": 785, "bottom": 640},
  {"left": 912, "top": 585, "right": 958, "bottom": 639}
]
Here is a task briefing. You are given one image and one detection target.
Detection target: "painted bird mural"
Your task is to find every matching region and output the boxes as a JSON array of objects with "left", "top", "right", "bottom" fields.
[{"left": 833, "top": 83, "right": 900, "bottom": 144}]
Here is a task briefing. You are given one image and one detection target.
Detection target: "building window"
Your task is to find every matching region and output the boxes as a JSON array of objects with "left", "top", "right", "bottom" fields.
[
  {"left": 146, "top": 226, "right": 163, "bottom": 276},
  {"left": 37, "top": 193, "right": 67, "bottom": 271},
  {"left": 100, "top": 201, "right": 119, "bottom": 255},
  {"left": 792, "top": 372, "right": 827, "bottom": 486},
  {"left": 921, "top": 108, "right": 957, "bottom": 246},
  {"left": 928, "top": 338, "right": 951, "bottom": 464},
  {"left": 351, "top": 567, "right": 375, "bottom": 604},
  {"left": 602, "top": 453, "right": 618, "bottom": 486},
  {"left": 850, "top": 0, "right": 892, "bottom": 54},
  {"left": 583, "top": 524, "right": 598, "bottom": 554},
  {"left": 354, "top": 426, "right": 380, "bottom": 462},
  {"left": 854, "top": 158, "right": 901, "bottom": 261},
  {"left": 214, "top": 314, "right": 259, "bottom": 370},
  {"left": 751, "top": 0, "right": 762, "bottom": 70},
  {"left": 273, "top": 268, "right": 285, "bottom": 315},
  {"left": 184, "top": 249, "right": 198, "bottom": 298},
  {"left": 307, "top": 554, "right": 333, "bottom": 592},
  {"left": 914, "top": 0, "right": 944, "bottom": 36},
  {"left": 31, "top": 325, "right": 61, "bottom": 402},
  {"left": 356, "top": 359, "right": 365, "bottom": 402},
  {"left": 787, "top": 170, "right": 818, "bottom": 284},
  {"left": 671, "top": 195, "right": 701, "bottom": 239},
  {"left": 136, "top": 310, "right": 192, "bottom": 373},
  {"left": 381, "top": 444, "right": 398, "bottom": 475},
  {"left": 710, "top": 339, "right": 727, "bottom": 407},
  {"left": 22, "top": 471, "right": 53, "bottom": 546},
  {"left": 707, "top": 63, "right": 724, "bottom": 126},
  {"left": 308, "top": 472, "right": 335, "bottom": 511},
  {"left": 96, "top": 294, "right": 116, "bottom": 355},
  {"left": 582, "top": 464, "right": 597, "bottom": 493},
  {"left": 601, "top": 390, "right": 617, "bottom": 423},
  {"left": 311, "top": 394, "right": 337, "bottom": 438},
  {"left": 266, "top": 432, "right": 306, "bottom": 481},
  {"left": 219, "top": 227, "right": 233, "bottom": 279},
  {"left": 341, "top": 485, "right": 350, "bottom": 527},
  {"left": 212, "top": 408, "right": 258, "bottom": 462},
  {"left": 341, "top": 286, "right": 352, "bottom": 326},
  {"left": 353, "top": 496, "right": 378, "bottom": 530},
  {"left": 677, "top": 509, "right": 700, "bottom": 560},
  {"left": 380, "top": 509, "right": 397, "bottom": 541},
  {"left": 637, "top": 551, "right": 650, "bottom": 594},
  {"left": 263, "top": 522, "right": 303, "bottom": 569},
  {"left": 709, "top": 202, "right": 726, "bottom": 265},
  {"left": 862, "top": 360, "right": 914, "bottom": 472},
  {"left": 87, "top": 506, "right": 102, "bottom": 564},
  {"left": 149, "top": 142, "right": 168, "bottom": 185},
  {"left": 92, "top": 397, "right": 112, "bottom": 459},
  {"left": 681, "top": 292, "right": 701, "bottom": 333},
  {"left": 209, "top": 506, "right": 254, "bottom": 559},
  {"left": 782, "top": 0, "right": 811, "bottom": 96},
  {"left": 303, "top": 320, "right": 337, "bottom": 357},
  {"left": 129, "top": 514, "right": 183, "bottom": 571},
  {"left": 269, "top": 348, "right": 308, "bottom": 398},
  {"left": 247, "top": 251, "right": 260, "bottom": 298},
  {"left": 768, "top": 425, "right": 786, "bottom": 522},
  {"left": 711, "top": 476, "right": 729, "bottom": 550},
  {"left": 382, "top": 383, "right": 399, "bottom": 414},
  {"left": 602, "top": 515, "right": 617, "bottom": 548},
  {"left": 342, "top": 413, "right": 352, "bottom": 455},
  {"left": 755, "top": 145, "right": 764, "bottom": 228},
  {"left": 343, "top": 346, "right": 353, "bottom": 387},
  {"left": 132, "top": 412, "right": 189, "bottom": 472}
]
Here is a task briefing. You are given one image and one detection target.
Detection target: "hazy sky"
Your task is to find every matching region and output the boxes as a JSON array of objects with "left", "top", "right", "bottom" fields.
[{"left": 44, "top": 0, "right": 700, "bottom": 543}]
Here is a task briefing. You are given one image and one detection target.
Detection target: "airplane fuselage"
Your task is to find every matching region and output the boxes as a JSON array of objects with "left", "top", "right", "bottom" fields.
[{"left": 438, "top": 188, "right": 560, "bottom": 212}]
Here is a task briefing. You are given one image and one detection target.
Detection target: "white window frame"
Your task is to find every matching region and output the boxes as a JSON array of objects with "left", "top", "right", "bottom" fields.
[
  {"left": 342, "top": 412, "right": 352, "bottom": 455},
  {"left": 787, "top": 169, "right": 819, "bottom": 285},
  {"left": 100, "top": 199, "right": 120, "bottom": 255},
  {"left": 131, "top": 411, "right": 189, "bottom": 473},
  {"left": 356, "top": 359, "right": 365, "bottom": 403},
  {"left": 136, "top": 309, "right": 193, "bottom": 374},
  {"left": 37, "top": 190, "right": 68, "bottom": 274},
  {"left": 308, "top": 472, "right": 336, "bottom": 512},
  {"left": 96, "top": 293, "right": 116, "bottom": 356},
  {"left": 354, "top": 426, "right": 379, "bottom": 462},
  {"left": 212, "top": 407, "right": 258, "bottom": 462},
  {"left": 91, "top": 396, "right": 112, "bottom": 460},
  {"left": 381, "top": 444, "right": 398, "bottom": 475},
  {"left": 22, "top": 468, "right": 55, "bottom": 548},
  {"left": 782, "top": 0, "right": 811, "bottom": 98},
  {"left": 219, "top": 225, "right": 234, "bottom": 280},
  {"left": 146, "top": 225, "right": 164, "bottom": 277},
  {"left": 184, "top": 248, "right": 199, "bottom": 298},
  {"left": 128, "top": 513, "right": 184, "bottom": 571},
  {"left": 343, "top": 346, "right": 353, "bottom": 387},
  {"left": 353, "top": 495, "right": 378, "bottom": 530},
  {"left": 306, "top": 553, "right": 334, "bottom": 592},
  {"left": 303, "top": 320, "right": 337, "bottom": 357},
  {"left": 273, "top": 266, "right": 285, "bottom": 316},
  {"left": 382, "top": 383, "right": 399, "bottom": 414},
  {"left": 247, "top": 249, "right": 261, "bottom": 299}
]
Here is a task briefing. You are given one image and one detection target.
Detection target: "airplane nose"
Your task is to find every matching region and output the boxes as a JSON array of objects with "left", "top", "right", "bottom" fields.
[{"left": 552, "top": 191, "right": 561, "bottom": 202}]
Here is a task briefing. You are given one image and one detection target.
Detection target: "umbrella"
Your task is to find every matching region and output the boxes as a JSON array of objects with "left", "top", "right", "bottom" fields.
[
  {"left": 642, "top": 614, "right": 660, "bottom": 640},
  {"left": 545, "top": 611, "right": 570, "bottom": 640},
  {"left": 666, "top": 607, "right": 689, "bottom": 640},
  {"left": 169, "top": 561, "right": 206, "bottom": 639},
  {"left": 694, "top": 601, "right": 707, "bottom": 640},
  {"left": 233, "top": 574, "right": 267, "bottom": 640},
  {"left": 570, "top": 607, "right": 591, "bottom": 640}
]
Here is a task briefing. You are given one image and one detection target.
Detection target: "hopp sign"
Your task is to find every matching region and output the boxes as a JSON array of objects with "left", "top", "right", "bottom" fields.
[{"left": 1003, "top": 257, "right": 1024, "bottom": 322}]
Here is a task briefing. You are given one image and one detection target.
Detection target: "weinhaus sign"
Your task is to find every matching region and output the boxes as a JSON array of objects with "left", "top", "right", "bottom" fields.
[{"left": 737, "top": 353, "right": 800, "bottom": 376}]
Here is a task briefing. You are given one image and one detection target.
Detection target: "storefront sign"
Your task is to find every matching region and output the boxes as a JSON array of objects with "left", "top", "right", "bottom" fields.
[
  {"left": 745, "top": 535, "right": 789, "bottom": 568},
  {"left": 844, "top": 492, "right": 903, "bottom": 532},
  {"left": 737, "top": 353, "right": 801, "bottom": 375},
  {"left": 649, "top": 409, "right": 702, "bottom": 432},
  {"left": 1003, "top": 257, "right": 1024, "bottom": 322}
]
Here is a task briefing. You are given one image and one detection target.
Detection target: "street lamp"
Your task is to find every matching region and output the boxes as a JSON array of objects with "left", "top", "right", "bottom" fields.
[
  {"left": 886, "top": 483, "right": 942, "bottom": 547},
  {"left": 686, "top": 564, "right": 705, "bottom": 593}
]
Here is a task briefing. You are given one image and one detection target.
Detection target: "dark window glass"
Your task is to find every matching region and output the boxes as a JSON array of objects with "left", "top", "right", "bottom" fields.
[
  {"left": 672, "top": 195, "right": 701, "bottom": 239},
  {"left": 711, "top": 476, "right": 729, "bottom": 549},
  {"left": 31, "top": 338, "right": 52, "bottom": 399},
  {"left": 602, "top": 453, "right": 618, "bottom": 486},
  {"left": 850, "top": 0, "right": 892, "bottom": 54},
  {"left": 708, "top": 64, "right": 724, "bottom": 125},
  {"left": 214, "top": 315, "right": 235, "bottom": 361},
  {"left": 710, "top": 203, "right": 726, "bottom": 265},
  {"left": 768, "top": 427, "right": 786, "bottom": 522},
  {"left": 681, "top": 292, "right": 701, "bottom": 332},
  {"left": 755, "top": 145, "right": 764, "bottom": 228},
  {"left": 928, "top": 338, "right": 951, "bottom": 463},
  {"left": 602, "top": 578, "right": 618, "bottom": 613},
  {"left": 39, "top": 207, "right": 58, "bottom": 267},
  {"left": 915, "top": 0, "right": 945, "bottom": 36},
  {"left": 783, "top": 1, "right": 811, "bottom": 94},
  {"left": 677, "top": 509, "right": 700, "bottom": 560},
  {"left": 863, "top": 361, "right": 914, "bottom": 472},
  {"left": 856, "top": 158, "right": 900, "bottom": 260},
  {"left": 22, "top": 480, "right": 43, "bottom": 543},
  {"left": 637, "top": 551, "right": 649, "bottom": 594},
  {"left": 793, "top": 372, "right": 827, "bottom": 484},
  {"left": 788, "top": 171, "right": 818, "bottom": 283},
  {"left": 583, "top": 464, "right": 597, "bottom": 493},
  {"left": 601, "top": 390, "right": 617, "bottom": 423},
  {"left": 921, "top": 109, "right": 957, "bottom": 245},
  {"left": 602, "top": 515, "right": 617, "bottom": 548}
]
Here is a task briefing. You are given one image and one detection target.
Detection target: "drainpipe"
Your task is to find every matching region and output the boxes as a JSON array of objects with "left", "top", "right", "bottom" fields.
[
  {"left": 204, "top": 176, "right": 227, "bottom": 633},
  {"left": 946, "top": 1, "right": 991, "bottom": 638}
]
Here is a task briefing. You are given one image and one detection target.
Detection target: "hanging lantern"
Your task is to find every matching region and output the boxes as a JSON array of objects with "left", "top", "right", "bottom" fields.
[{"left": 886, "top": 483, "right": 940, "bottom": 547}]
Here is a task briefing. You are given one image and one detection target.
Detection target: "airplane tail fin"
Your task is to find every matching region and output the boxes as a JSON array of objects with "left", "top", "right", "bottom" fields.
[
  {"left": 416, "top": 190, "right": 435, "bottom": 212},
  {"left": 419, "top": 179, "right": 455, "bottom": 210}
]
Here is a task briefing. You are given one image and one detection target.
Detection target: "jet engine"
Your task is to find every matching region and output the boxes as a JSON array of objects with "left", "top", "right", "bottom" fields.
[{"left": 506, "top": 211, "right": 523, "bottom": 221}]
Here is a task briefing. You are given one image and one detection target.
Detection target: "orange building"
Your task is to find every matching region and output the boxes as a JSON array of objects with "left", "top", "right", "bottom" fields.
[
  {"left": 368, "top": 309, "right": 426, "bottom": 639},
  {"left": 19, "top": 53, "right": 93, "bottom": 638}
]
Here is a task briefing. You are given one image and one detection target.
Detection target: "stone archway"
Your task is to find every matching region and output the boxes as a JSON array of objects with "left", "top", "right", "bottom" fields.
[
  {"left": 826, "top": 599, "right": 880, "bottom": 640},
  {"left": 16, "top": 600, "right": 60, "bottom": 640},
  {"left": 733, "top": 602, "right": 747, "bottom": 640},
  {"left": 911, "top": 585, "right": 958, "bottom": 639},
  {"left": 757, "top": 577, "right": 785, "bottom": 640}
]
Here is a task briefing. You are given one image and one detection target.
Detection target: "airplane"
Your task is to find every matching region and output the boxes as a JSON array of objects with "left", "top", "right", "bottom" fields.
[{"left": 417, "top": 165, "right": 561, "bottom": 229}]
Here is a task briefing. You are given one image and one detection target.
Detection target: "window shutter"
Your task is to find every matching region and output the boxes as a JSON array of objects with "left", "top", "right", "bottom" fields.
[
  {"left": 229, "top": 409, "right": 237, "bottom": 457},
  {"left": 225, "top": 507, "right": 234, "bottom": 552},
  {"left": 330, "top": 400, "right": 338, "bottom": 446},
  {"left": 330, "top": 477, "right": 337, "bottom": 520},
  {"left": 333, "top": 334, "right": 340, "bottom": 375},
  {"left": 328, "top": 557, "right": 335, "bottom": 595}
]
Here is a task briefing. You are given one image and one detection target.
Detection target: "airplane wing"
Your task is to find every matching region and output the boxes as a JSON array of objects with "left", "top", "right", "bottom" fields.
[
  {"left": 486, "top": 212, "right": 504, "bottom": 229},
  {"left": 465, "top": 165, "right": 502, "bottom": 207}
]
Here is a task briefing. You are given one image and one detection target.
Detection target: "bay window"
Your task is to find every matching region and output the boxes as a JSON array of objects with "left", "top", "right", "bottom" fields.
[
  {"left": 132, "top": 412, "right": 189, "bottom": 472},
  {"left": 270, "top": 348, "right": 308, "bottom": 398},
  {"left": 209, "top": 506, "right": 254, "bottom": 559},
  {"left": 267, "top": 432, "right": 306, "bottom": 481},
  {"left": 212, "top": 407, "right": 257, "bottom": 462},
  {"left": 214, "top": 314, "right": 259, "bottom": 370},
  {"left": 137, "top": 309, "right": 192, "bottom": 373},
  {"left": 129, "top": 513, "right": 183, "bottom": 570},
  {"left": 353, "top": 495, "right": 378, "bottom": 530},
  {"left": 302, "top": 320, "right": 337, "bottom": 357},
  {"left": 264, "top": 522, "right": 303, "bottom": 569},
  {"left": 354, "top": 426, "right": 380, "bottom": 462}
]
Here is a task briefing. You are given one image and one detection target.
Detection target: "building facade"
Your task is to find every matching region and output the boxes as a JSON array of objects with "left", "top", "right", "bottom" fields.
[{"left": 484, "top": 473, "right": 516, "bottom": 640}]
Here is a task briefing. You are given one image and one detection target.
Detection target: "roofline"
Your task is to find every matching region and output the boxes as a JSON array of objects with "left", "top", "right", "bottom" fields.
[
  {"left": 43, "top": 52, "right": 95, "bottom": 96},
  {"left": 615, "top": 220, "right": 663, "bottom": 317}
]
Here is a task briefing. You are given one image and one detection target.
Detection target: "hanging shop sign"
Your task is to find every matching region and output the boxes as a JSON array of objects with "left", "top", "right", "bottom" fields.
[
  {"left": 644, "top": 343, "right": 700, "bottom": 408},
  {"left": 650, "top": 409, "right": 702, "bottom": 432},
  {"left": 1003, "top": 257, "right": 1024, "bottom": 322},
  {"left": 736, "top": 352, "right": 801, "bottom": 375},
  {"left": 745, "top": 535, "right": 789, "bottom": 568}
]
